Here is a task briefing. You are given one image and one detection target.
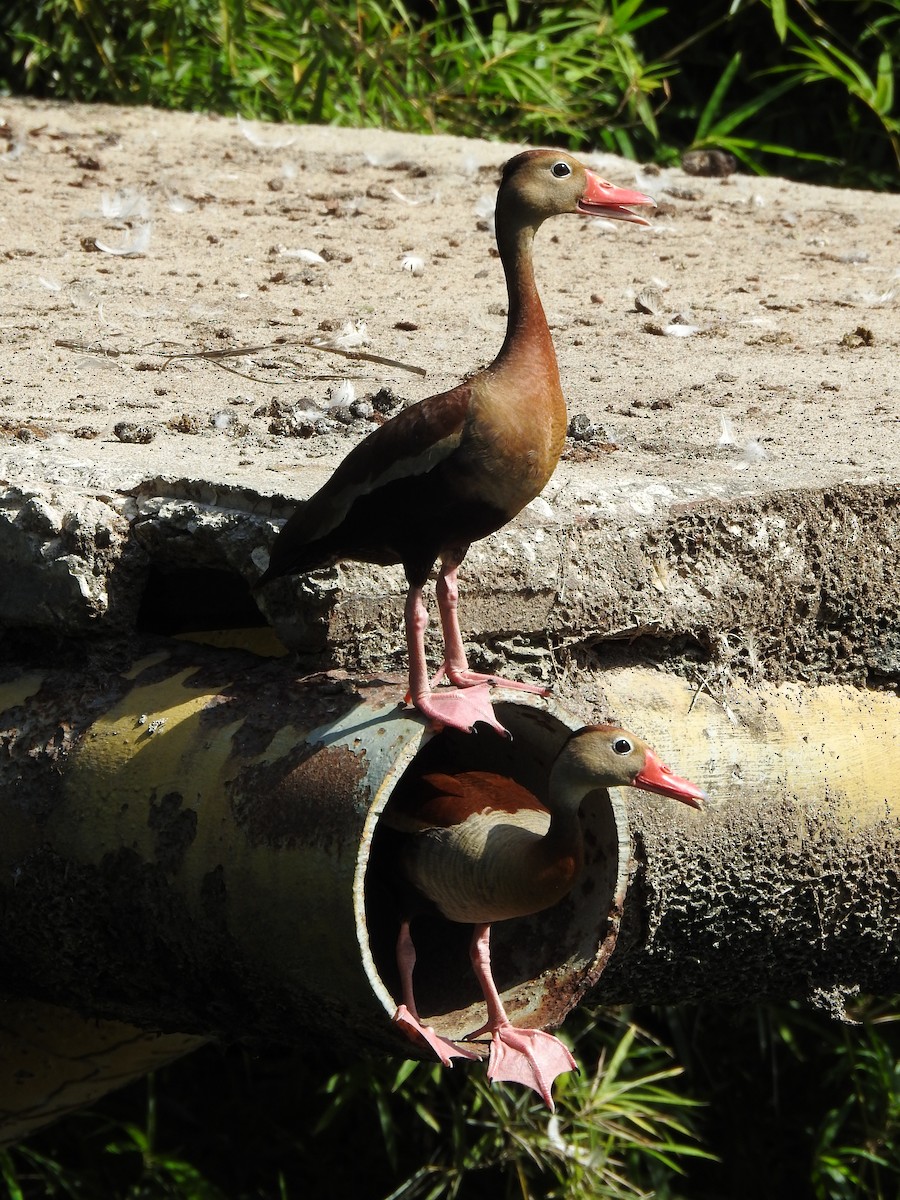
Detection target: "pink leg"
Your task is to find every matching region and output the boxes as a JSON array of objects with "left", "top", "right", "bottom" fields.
[
  {"left": 466, "top": 923, "right": 576, "bottom": 1111},
  {"left": 392, "top": 920, "right": 478, "bottom": 1066},
  {"left": 433, "top": 564, "right": 550, "bottom": 697},
  {"left": 404, "top": 585, "right": 508, "bottom": 737}
]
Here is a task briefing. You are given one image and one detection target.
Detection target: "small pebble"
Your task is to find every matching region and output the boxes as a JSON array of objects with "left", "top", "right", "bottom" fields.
[
  {"left": 113, "top": 421, "right": 154, "bottom": 444},
  {"left": 167, "top": 414, "right": 203, "bottom": 434},
  {"left": 663, "top": 185, "right": 702, "bottom": 201},
  {"left": 682, "top": 149, "right": 737, "bottom": 177},
  {"left": 370, "top": 386, "right": 402, "bottom": 415},
  {"left": 270, "top": 416, "right": 315, "bottom": 438},
  {"left": 567, "top": 413, "right": 596, "bottom": 442}
]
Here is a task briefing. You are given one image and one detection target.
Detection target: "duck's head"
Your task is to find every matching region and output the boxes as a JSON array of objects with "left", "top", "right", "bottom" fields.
[
  {"left": 498, "top": 148, "right": 656, "bottom": 228},
  {"left": 554, "top": 723, "right": 706, "bottom": 809}
]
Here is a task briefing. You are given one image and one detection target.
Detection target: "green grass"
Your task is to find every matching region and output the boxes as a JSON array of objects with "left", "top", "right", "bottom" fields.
[
  {"left": 0, "top": 1011, "right": 707, "bottom": 1200},
  {"left": 6, "top": 999, "right": 900, "bottom": 1199},
  {"left": 0, "top": 1, "right": 671, "bottom": 156}
]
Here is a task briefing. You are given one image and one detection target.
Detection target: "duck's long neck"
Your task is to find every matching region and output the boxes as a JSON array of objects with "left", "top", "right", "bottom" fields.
[
  {"left": 526, "top": 760, "right": 588, "bottom": 890},
  {"left": 493, "top": 216, "right": 558, "bottom": 375}
]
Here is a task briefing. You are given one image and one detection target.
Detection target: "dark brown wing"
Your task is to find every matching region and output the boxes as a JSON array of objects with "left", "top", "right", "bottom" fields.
[
  {"left": 383, "top": 770, "right": 548, "bottom": 834},
  {"left": 259, "top": 383, "right": 477, "bottom": 585}
]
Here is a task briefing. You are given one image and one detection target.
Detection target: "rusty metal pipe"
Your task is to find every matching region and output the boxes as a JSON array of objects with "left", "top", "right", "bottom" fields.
[
  {"left": 0, "top": 640, "right": 630, "bottom": 1058},
  {"left": 6, "top": 639, "right": 900, "bottom": 1145},
  {"left": 0, "top": 992, "right": 208, "bottom": 1147}
]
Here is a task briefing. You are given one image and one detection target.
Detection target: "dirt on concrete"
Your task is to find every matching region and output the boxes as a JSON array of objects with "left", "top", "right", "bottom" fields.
[{"left": 0, "top": 96, "right": 898, "bottom": 695}]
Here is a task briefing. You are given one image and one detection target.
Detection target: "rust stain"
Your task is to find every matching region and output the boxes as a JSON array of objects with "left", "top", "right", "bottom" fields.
[
  {"left": 532, "top": 967, "right": 582, "bottom": 1028},
  {"left": 232, "top": 742, "right": 369, "bottom": 853}
]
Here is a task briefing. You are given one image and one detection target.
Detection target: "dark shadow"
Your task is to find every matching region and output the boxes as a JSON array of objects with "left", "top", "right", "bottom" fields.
[{"left": 136, "top": 567, "right": 267, "bottom": 635}]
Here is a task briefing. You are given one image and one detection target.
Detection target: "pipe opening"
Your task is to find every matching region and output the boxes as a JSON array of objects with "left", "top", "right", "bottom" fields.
[
  {"left": 136, "top": 566, "right": 267, "bottom": 636},
  {"left": 360, "top": 699, "right": 629, "bottom": 1043}
]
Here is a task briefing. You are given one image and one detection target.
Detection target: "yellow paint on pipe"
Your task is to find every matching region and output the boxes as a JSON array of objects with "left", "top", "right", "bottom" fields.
[
  {"left": 43, "top": 654, "right": 428, "bottom": 1013},
  {"left": 175, "top": 627, "right": 290, "bottom": 657},
  {"left": 54, "top": 661, "right": 323, "bottom": 954},
  {"left": 123, "top": 650, "right": 173, "bottom": 680},
  {"left": 17, "top": 649, "right": 898, "bottom": 1071},
  {"left": 54, "top": 667, "right": 231, "bottom": 860},
  {"left": 0, "top": 671, "right": 45, "bottom": 711},
  {"left": 600, "top": 668, "right": 900, "bottom": 832},
  {"left": 0, "top": 992, "right": 207, "bottom": 1146}
]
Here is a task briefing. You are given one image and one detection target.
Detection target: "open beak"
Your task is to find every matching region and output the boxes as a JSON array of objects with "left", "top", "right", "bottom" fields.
[
  {"left": 577, "top": 170, "right": 656, "bottom": 226},
  {"left": 634, "top": 748, "right": 706, "bottom": 809}
]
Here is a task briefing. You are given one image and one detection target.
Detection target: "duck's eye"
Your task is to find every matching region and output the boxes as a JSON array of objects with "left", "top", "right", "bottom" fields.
[
  {"left": 551, "top": 160, "right": 571, "bottom": 179},
  {"left": 612, "top": 737, "right": 633, "bottom": 756}
]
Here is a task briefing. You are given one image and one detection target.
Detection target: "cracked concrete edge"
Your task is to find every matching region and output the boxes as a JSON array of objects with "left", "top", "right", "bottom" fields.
[{"left": 0, "top": 478, "right": 898, "bottom": 691}]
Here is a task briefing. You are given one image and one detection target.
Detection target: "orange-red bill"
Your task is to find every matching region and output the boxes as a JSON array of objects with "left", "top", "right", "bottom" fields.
[
  {"left": 577, "top": 170, "right": 656, "bottom": 225},
  {"left": 634, "top": 747, "right": 706, "bottom": 809}
]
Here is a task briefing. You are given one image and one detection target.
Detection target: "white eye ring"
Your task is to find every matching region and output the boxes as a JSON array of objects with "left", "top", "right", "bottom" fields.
[
  {"left": 551, "top": 160, "right": 572, "bottom": 179},
  {"left": 612, "top": 737, "right": 633, "bottom": 755}
]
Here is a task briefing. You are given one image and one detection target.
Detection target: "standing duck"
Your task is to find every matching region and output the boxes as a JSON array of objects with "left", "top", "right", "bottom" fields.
[
  {"left": 258, "top": 150, "right": 655, "bottom": 735},
  {"left": 383, "top": 724, "right": 705, "bottom": 1108}
]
